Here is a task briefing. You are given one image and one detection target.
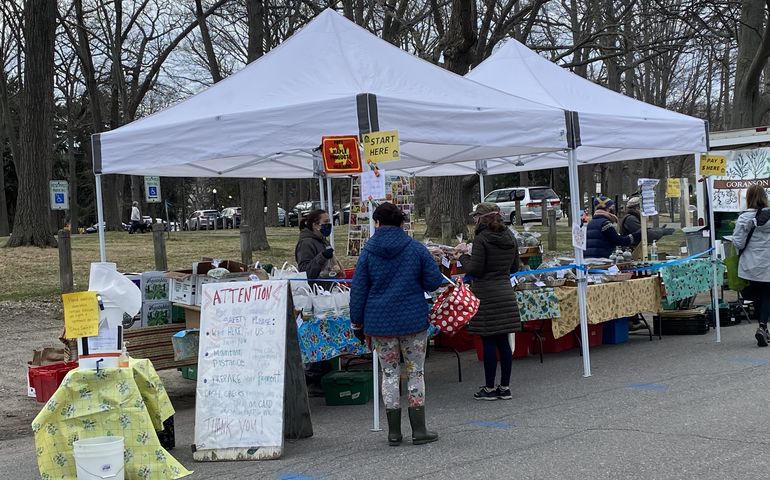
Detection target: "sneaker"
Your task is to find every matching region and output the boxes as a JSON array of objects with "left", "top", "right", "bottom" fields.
[
  {"left": 756, "top": 326, "right": 769, "bottom": 347},
  {"left": 473, "top": 386, "right": 498, "bottom": 401},
  {"left": 495, "top": 386, "right": 512, "bottom": 400}
]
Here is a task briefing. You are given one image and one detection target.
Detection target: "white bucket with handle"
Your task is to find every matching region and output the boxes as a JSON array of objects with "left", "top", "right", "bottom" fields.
[{"left": 73, "top": 436, "right": 125, "bottom": 480}]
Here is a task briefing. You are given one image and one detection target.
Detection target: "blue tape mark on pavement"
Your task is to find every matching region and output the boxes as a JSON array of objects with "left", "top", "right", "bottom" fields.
[
  {"left": 467, "top": 420, "right": 515, "bottom": 429},
  {"left": 735, "top": 357, "right": 769, "bottom": 366},
  {"left": 625, "top": 383, "right": 668, "bottom": 392}
]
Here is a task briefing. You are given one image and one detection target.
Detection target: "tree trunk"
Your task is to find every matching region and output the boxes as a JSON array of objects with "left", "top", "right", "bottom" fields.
[
  {"left": 266, "top": 179, "right": 279, "bottom": 227},
  {"left": 0, "top": 156, "right": 9, "bottom": 237},
  {"left": 731, "top": 0, "right": 769, "bottom": 128},
  {"left": 240, "top": 178, "right": 269, "bottom": 250},
  {"left": 7, "top": 0, "right": 57, "bottom": 247},
  {"left": 67, "top": 132, "right": 79, "bottom": 232},
  {"left": 426, "top": 0, "right": 476, "bottom": 239}
]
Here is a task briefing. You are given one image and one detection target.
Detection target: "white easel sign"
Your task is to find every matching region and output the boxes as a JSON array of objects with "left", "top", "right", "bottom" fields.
[{"left": 194, "top": 280, "right": 288, "bottom": 461}]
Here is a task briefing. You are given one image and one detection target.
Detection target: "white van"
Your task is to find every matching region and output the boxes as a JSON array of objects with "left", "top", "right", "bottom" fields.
[{"left": 482, "top": 186, "right": 563, "bottom": 224}]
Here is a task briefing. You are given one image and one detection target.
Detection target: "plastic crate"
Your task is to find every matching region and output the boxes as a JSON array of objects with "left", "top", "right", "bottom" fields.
[
  {"left": 528, "top": 320, "right": 577, "bottom": 354},
  {"left": 344, "top": 268, "right": 356, "bottom": 280},
  {"left": 576, "top": 324, "right": 603, "bottom": 348},
  {"left": 28, "top": 362, "right": 78, "bottom": 403},
  {"left": 653, "top": 311, "right": 709, "bottom": 335},
  {"left": 473, "top": 333, "right": 532, "bottom": 361},
  {"left": 433, "top": 328, "right": 475, "bottom": 352},
  {"left": 321, "top": 370, "right": 373, "bottom": 406},
  {"left": 179, "top": 366, "right": 197, "bottom": 380},
  {"left": 602, "top": 318, "right": 629, "bottom": 344}
]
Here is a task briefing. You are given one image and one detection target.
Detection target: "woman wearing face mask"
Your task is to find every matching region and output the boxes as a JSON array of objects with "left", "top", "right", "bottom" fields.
[
  {"left": 350, "top": 202, "right": 443, "bottom": 446},
  {"left": 295, "top": 209, "right": 335, "bottom": 282},
  {"left": 295, "top": 208, "right": 335, "bottom": 396},
  {"left": 455, "top": 202, "right": 521, "bottom": 401}
]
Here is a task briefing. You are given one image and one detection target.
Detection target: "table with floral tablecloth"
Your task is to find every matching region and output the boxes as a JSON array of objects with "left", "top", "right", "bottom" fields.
[
  {"left": 549, "top": 277, "right": 663, "bottom": 338},
  {"left": 33, "top": 358, "right": 191, "bottom": 480},
  {"left": 515, "top": 288, "right": 561, "bottom": 323},
  {"left": 659, "top": 259, "right": 724, "bottom": 303}
]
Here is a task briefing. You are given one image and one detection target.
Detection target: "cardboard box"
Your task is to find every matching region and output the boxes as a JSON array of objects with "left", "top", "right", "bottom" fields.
[
  {"left": 141, "top": 271, "right": 170, "bottom": 301},
  {"left": 195, "top": 273, "right": 255, "bottom": 306},
  {"left": 167, "top": 270, "right": 196, "bottom": 305},
  {"left": 143, "top": 301, "right": 173, "bottom": 327},
  {"left": 171, "top": 329, "right": 199, "bottom": 361},
  {"left": 183, "top": 306, "right": 201, "bottom": 329}
]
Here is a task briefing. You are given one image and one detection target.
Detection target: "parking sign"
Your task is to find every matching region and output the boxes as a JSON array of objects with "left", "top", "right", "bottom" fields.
[
  {"left": 145, "top": 176, "right": 161, "bottom": 203},
  {"left": 49, "top": 180, "right": 69, "bottom": 210}
]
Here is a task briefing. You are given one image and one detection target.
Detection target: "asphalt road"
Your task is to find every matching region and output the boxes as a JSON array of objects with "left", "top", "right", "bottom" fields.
[{"left": 5, "top": 321, "right": 769, "bottom": 479}]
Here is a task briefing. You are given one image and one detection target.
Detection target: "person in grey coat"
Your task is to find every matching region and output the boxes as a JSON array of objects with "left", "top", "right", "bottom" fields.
[
  {"left": 619, "top": 196, "right": 674, "bottom": 248},
  {"left": 456, "top": 202, "right": 521, "bottom": 401},
  {"left": 732, "top": 185, "right": 770, "bottom": 347}
]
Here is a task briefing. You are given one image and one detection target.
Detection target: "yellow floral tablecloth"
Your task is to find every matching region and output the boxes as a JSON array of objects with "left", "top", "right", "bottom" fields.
[
  {"left": 33, "top": 358, "right": 191, "bottom": 480},
  {"left": 551, "top": 277, "right": 662, "bottom": 338}
]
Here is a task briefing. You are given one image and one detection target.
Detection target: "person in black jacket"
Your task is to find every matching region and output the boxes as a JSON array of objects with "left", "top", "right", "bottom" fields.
[
  {"left": 619, "top": 196, "right": 673, "bottom": 248},
  {"left": 295, "top": 209, "right": 335, "bottom": 281},
  {"left": 585, "top": 196, "right": 640, "bottom": 258},
  {"left": 456, "top": 203, "right": 521, "bottom": 401},
  {"left": 294, "top": 209, "right": 335, "bottom": 395}
]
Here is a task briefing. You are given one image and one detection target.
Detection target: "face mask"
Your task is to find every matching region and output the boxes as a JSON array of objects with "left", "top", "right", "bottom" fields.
[{"left": 319, "top": 223, "right": 332, "bottom": 237}]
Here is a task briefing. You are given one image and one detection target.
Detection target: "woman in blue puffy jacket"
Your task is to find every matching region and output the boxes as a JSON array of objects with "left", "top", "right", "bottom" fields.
[{"left": 350, "top": 202, "right": 443, "bottom": 447}]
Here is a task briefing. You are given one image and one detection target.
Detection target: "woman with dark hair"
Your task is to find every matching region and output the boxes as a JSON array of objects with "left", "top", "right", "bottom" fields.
[
  {"left": 295, "top": 209, "right": 334, "bottom": 281},
  {"left": 456, "top": 202, "right": 521, "bottom": 401},
  {"left": 732, "top": 185, "right": 770, "bottom": 346},
  {"left": 350, "top": 202, "right": 443, "bottom": 446}
]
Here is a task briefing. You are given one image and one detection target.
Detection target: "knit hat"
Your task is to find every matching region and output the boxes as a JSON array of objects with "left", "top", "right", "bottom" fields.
[
  {"left": 593, "top": 195, "right": 615, "bottom": 211},
  {"left": 470, "top": 202, "right": 500, "bottom": 217},
  {"left": 626, "top": 196, "right": 641, "bottom": 209}
]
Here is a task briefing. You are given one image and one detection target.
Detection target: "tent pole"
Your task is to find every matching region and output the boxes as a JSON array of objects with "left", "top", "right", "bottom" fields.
[
  {"left": 319, "top": 175, "right": 326, "bottom": 210},
  {"left": 568, "top": 148, "right": 591, "bottom": 377},
  {"left": 478, "top": 172, "right": 486, "bottom": 200},
  {"left": 326, "top": 176, "right": 334, "bottom": 247},
  {"left": 706, "top": 175, "right": 721, "bottom": 343},
  {"left": 95, "top": 173, "right": 107, "bottom": 262}
]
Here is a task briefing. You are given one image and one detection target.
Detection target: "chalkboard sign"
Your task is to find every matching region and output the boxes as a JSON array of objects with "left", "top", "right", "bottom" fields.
[{"left": 193, "top": 280, "right": 288, "bottom": 461}]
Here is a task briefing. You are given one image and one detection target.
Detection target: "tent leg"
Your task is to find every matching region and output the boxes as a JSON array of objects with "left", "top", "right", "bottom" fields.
[
  {"left": 371, "top": 348, "right": 381, "bottom": 432},
  {"left": 319, "top": 175, "right": 326, "bottom": 210},
  {"left": 95, "top": 173, "right": 107, "bottom": 262},
  {"left": 326, "top": 176, "right": 334, "bottom": 247},
  {"left": 706, "top": 176, "right": 721, "bottom": 343},
  {"left": 568, "top": 149, "right": 591, "bottom": 377},
  {"left": 478, "top": 172, "right": 486, "bottom": 200}
]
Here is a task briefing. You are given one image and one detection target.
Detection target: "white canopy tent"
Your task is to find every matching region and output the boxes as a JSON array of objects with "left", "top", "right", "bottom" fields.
[
  {"left": 91, "top": 9, "right": 580, "bottom": 432},
  {"left": 464, "top": 39, "right": 712, "bottom": 370}
]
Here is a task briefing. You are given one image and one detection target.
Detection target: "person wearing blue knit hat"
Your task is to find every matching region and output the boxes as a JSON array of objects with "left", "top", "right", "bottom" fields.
[{"left": 585, "top": 195, "right": 641, "bottom": 258}]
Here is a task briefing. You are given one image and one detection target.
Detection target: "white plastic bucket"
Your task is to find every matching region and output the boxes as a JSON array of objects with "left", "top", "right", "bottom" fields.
[{"left": 73, "top": 436, "right": 125, "bottom": 480}]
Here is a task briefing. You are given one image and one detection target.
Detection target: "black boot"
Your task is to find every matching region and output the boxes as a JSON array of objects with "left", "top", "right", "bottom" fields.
[
  {"left": 386, "top": 408, "right": 402, "bottom": 446},
  {"left": 407, "top": 406, "right": 438, "bottom": 445}
]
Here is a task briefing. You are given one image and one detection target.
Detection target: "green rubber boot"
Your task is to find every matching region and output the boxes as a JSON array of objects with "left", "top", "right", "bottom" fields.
[
  {"left": 386, "top": 408, "right": 402, "bottom": 446},
  {"left": 408, "top": 406, "right": 438, "bottom": 445}
]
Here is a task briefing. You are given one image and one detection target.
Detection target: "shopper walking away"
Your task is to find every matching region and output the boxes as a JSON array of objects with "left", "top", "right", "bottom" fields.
[
  {"left": 455, "top": 203, "right": 521, "bottom": 401},
  {"left": 731, "top": 185, "right": 770, "bottom": 347},
  {"left": 350, "top": 203, "right": 443, "bottom": 446},
  {"left": 294, "top": 209, "right": 336, "bottom": 395},
  {"left": 585, "top": 195, "right": 640, "bottom": 258},
  {"left": 129, "top": 201, "right": 142, "bottom": 234}
]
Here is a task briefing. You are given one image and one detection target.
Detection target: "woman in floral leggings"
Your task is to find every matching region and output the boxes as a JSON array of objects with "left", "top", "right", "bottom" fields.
[{"left": 350, "top": 203, "right": 444, "bottom": 446}]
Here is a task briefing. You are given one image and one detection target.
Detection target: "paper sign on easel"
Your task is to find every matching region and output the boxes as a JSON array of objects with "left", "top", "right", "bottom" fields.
[
  {"left": 638, "top": 178, "right": 659, "bottom": 217},
  {"left": 666, "top": 178, "right": 681, "bottom": 198},
  {"left": 361, "top": 169, "right": 386, "bottom": 201},
  {"left": 62, "top": 291, "right": 100, "bottom": 338},
  {"left": 572, "top": 225, "right": 587, "bottom": 251}
]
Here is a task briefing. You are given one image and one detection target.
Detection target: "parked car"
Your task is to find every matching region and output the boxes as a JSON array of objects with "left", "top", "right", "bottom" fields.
[
  {"left": 86, "top": 222, "right": 130, "bottom": 233},
  {"left": 184, "top": 210, "right": 222, "bottom": 230},
  {"left": 333, "top": 203, "right": 350, "bottom": 225},
  {"left": 287, "top": 201, "right": 323, "bottom": 227},
  {"left": 482, "top": 186, "right": 563, "bottom": 224},
  {"left": 221, "top": 207, "right": 241, "bottom": 228}
]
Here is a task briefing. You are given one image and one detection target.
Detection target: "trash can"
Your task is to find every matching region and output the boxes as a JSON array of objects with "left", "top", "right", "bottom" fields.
[{"left": 683, "top": 226, "right": 710, "bottom": 256}]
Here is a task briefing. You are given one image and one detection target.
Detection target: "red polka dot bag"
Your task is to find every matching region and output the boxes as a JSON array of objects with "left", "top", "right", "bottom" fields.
[{"left": 429, "top": 278, "right": 480, "bottom": 335}]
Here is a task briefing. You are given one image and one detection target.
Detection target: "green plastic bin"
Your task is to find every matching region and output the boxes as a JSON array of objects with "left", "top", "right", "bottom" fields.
[
  {"left": 321, "top": 370, "right": 373, "bottom": 406},
  {"left": 179, "top": 366, "right": 197, "bottom": 380}
]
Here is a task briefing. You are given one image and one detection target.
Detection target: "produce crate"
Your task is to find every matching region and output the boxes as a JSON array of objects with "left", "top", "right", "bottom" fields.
[
  {"left": 28, "top": 362, "right": 78, "bottom": 403},
  {"left": 179, "top": 366, "right": 197, "bottom": 380},
  {"left": 576, "top": 323, "right": 603, "bottom": 348},
  {"left": 528, "top": 320, "right": 577, "bottom": 354},
  {"left": 653, "top": 308, "right": 709, "bottom": 335},
  {"left": 321, "top": 370, "right": 373, "bottom": 406},
  {"left": 433, "top": 328, "right": 474, "bottom": 351},
  {"left": 602, "top": 318, "right": 629, "bottom": 344}
]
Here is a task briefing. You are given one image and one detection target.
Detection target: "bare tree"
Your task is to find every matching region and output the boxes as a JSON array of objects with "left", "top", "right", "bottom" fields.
[{"left": 7, "top": 0, "right": 58, "bottom": 247}]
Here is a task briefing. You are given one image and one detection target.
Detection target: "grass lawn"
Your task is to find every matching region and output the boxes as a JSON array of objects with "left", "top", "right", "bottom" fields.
[{"left": 0, "top": 220, "right": 688, "bottom": 301}]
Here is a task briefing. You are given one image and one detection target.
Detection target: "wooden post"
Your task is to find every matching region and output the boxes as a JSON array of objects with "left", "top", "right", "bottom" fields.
[
  {"left": 283, "top": 293, "right": 313, "bottom": 439},
  {"left": 440, "top": 215, "right": 451, "bottom": 245},
  {"left": 152, "top": 223, "right": 168, "bottom": 271},
  {"left": 57, "top": 229, "right": 73, "bottom": 293},
  {"left": 548, "top": 210, "right": 557, "bottom": 251},
  {"left": 240, "top": 224, "right": 253, "bottom": 266},
  {"left": 541, "top": 201, "right": 547, "bottom": 226},
  {"left": 514, "top": 200, "right": 523, "bottom": 226}
]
